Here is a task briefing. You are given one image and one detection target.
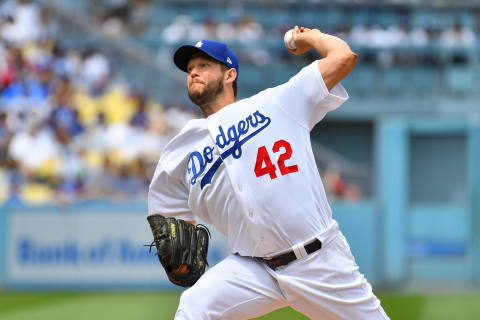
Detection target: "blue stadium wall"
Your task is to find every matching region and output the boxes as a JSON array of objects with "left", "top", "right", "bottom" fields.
[{"left": 0, "top": 201, "right": 380, "bottom": 289}]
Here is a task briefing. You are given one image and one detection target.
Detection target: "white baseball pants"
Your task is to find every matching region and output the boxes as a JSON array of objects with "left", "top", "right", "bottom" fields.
[{"left": 175, "top": 222, "right": 389, "bottom": 320}]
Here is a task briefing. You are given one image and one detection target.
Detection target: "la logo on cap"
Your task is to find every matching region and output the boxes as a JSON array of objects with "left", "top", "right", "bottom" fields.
[
  {"left": 227, "top": 57, "right": 232, "bottom": 64},
  {"left": 195, "top": 41, "right": 203, "bottom": 48}
]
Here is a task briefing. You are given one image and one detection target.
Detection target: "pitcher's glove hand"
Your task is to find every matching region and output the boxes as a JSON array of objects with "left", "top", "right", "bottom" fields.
[{"left": 147, "top": 215, "right": 210, "bottom": 287}]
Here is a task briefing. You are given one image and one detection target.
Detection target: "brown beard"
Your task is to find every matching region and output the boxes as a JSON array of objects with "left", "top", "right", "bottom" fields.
[{"left": 188, "top": 76, "right": 224, "bottom": 107}]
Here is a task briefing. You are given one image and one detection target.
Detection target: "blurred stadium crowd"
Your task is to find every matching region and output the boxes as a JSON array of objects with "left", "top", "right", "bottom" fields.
[
  {"left": 92, "top": 0, "right": 480, "bottom": 67},
  {"left": 0, "top": 0, "right": 197, "bottom": 205},
  {"left": 155, "top": 15, "right": 478, "bottom": 67},
  {"left": 1, "top": 0, "right": 479, "bottom": 205}
]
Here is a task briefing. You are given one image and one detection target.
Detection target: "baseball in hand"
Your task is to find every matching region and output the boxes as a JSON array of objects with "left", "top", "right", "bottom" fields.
[{"left": 284, "top": 29, "right": 297, "bottom": 50}]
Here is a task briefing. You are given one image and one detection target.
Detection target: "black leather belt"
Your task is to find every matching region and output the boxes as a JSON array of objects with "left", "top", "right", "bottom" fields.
[{"left": 258, "top": 238, "right": 322, "bottom": 270}]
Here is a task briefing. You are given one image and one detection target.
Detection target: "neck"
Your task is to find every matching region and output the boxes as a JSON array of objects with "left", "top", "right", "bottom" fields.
[{"left": 200, "top": 93, "right": 236, "bottom": 118}]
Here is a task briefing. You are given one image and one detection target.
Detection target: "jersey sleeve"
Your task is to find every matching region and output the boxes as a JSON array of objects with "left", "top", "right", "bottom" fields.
[
  {"left": 148, "top": 162, "right": 194, "bottom": 221},
  {"left": 273, "top": 61, "right": 349, "bottom": 130}
]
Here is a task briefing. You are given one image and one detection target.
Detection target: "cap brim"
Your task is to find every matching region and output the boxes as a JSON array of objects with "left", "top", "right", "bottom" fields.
[
  {"left": 174, "top": 45, "right": 229, "bottom": 73},
  {"left": 173, "top": 45, "right": 203, "bottom": 72}
]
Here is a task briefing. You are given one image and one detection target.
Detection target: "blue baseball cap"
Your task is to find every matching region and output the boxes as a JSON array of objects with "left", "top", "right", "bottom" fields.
[{"left": 173, "top": 40, "right": 239, "bottom": 79}]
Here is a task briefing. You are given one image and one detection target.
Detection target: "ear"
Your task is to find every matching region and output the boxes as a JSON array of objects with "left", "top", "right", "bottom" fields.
[{"left": 224, "top": 68, "right": 237, "bottom": 84}]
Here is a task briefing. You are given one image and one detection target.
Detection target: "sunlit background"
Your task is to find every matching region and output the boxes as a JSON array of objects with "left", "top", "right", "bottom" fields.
[{"left": 0, "top": 0, "right": 479, "bottom": 319}]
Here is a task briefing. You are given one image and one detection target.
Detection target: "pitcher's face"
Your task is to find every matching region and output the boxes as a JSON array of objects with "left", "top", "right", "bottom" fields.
[{"left": 186, "top": 55, "right": 225, "bottom": 106}]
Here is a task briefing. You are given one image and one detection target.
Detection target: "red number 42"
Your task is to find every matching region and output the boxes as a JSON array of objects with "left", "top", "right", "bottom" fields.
[{"left": 254, "top": 139, "right": 299, "bottom": 179}]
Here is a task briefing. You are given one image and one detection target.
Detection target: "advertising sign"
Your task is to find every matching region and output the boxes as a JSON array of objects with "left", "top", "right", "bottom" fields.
[{"left": 4, "top": 210, "right": 228, "bottom": 287}]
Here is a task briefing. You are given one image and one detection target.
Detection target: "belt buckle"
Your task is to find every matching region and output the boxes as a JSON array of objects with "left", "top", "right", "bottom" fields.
[
  {"left": 259, "top": 256, "right": 283, "bottom": 270},
  {"left": 267, "top": 258, "right": 282, "bottom": 270}
]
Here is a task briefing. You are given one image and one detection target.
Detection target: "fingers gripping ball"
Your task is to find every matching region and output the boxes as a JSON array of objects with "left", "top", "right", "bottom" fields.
[
  {"left": 147, "top": 215, "right": 211, "bottom": 287},
  {"left": 284, "top": 29, "right": 297, "bottom": 50},
  {"left": 284, "top": 27, "right": 306, "bottom": 50}
]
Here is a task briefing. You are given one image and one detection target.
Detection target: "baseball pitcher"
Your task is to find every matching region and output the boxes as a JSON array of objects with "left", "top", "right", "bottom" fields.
[{"left": 147, "top": 26, "right": 390, "bottom": 319}]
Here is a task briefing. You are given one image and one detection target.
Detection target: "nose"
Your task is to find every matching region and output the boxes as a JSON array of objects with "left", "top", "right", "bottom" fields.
[{"left": 189, "top": 66, "right": 200, "bottom": 78}]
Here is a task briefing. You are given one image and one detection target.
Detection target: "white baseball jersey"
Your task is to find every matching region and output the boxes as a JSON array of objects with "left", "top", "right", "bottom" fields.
[{"left": 148, "top": 61, "right": 348, "bottom": 258}]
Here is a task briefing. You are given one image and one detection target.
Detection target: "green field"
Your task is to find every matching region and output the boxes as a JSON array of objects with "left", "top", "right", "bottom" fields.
[{"left": 0, "top": 291, "right": 479, "bottom": 319}]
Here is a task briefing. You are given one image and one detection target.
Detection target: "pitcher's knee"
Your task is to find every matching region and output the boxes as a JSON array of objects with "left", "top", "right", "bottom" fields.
[{"left": 175, "top": 287, "right": 209, "bottom": 319}]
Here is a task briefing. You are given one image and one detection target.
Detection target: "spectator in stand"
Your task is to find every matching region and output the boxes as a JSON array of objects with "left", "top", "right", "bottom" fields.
[
  {"left": 128, "top": 0, "right": 153, "bottom": 35},
  {"left": 350, "top": 21, "right": 386, "bottom": 48},
  {"left": 99, "top": 0, "right": 152, "bottom": 37},
  {"left": 99, "top": 0, "right": 130, "bottom": 37},
  {"left": 441, "top": 21, "right": 476, "bottom": 64},
  {"left": 409, "top": 25, "right": 431, "bottom": 47},
  {"left": 161, "top": 15, "right": 192, "bottom": 44},
  {"left": 350, "top": 22, "right": 386, "bottom": 64},
  {"left": 476, "top": 18, "right": 480, "bottom": 43},
  {"left": 236, "top": 15, "right": 264, "bottom": 44},
  {"left": 188, "top": 18, "right": 218, "bottom": 42},
  {"left": 129, "top": 93, "right": 149, "bottom": 129},
  {"left": 441, "top": 21, "right": 476, "bottom": 47},
  {"left": 8, "top": 120, "right": 59, "bottom": 176},
  {"left": 80, "top": 47, "right": 111, "bottom": 95},
  {"left": 133, "top": 157, "right": 151, "bottom": 189},
  {"left": 48, "top": 77, "right": 84, "bottom": 137},
  {"left": 410, "top": 25, "right": 441, "bottom": 66},
  {"left": 383, "top": 20, "right": 416, "bottom": 66},
  {"left": 385, "top": 21, "right": 410, "bottom": 47},
  {"left": 110, "top": 163, "right": 144, "bottom": 197},
  {"left": 322, "top": 166, "right": 363, "bottom": 202},
  {"left": 216, "top": 19, "right": 237, "bottom": 43},
  {"left": 51, "top": 126, "right": 86, "bottom": 203},
  {"left": 0, "top": 112, "right": 12, "bottom": 165},
  {"left": 37, "top": 7, "right": 57, "bottom": 41},
  {"left": 235, "top": 15, "right": 270, "bottom": 65},
  {"left": 0, "top": 0, "right": 42, "bottom": 45},
  {"left": 333, "top": 22, "right": 351, "bottom": 42},
  {"left": 164, "top": 105, "right": 195, "bottom": 133},
  {"left": 95, "top": 157, "right": 144, "bottom": 201}
]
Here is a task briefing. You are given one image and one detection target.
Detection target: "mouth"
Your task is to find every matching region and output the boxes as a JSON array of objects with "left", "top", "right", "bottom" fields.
[{"left": 189, "top": 82, "right": 204, "bottom": 89}]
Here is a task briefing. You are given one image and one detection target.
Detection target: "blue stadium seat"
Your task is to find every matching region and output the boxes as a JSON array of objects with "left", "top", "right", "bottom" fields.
[
  {"left": 324, "top": 9, "right": 345, "bottom": 29},
  {"left": 383, "top": 68, "right": 408, "bottom": 95},
  {"left": 136, "top": 32, "right": 162, "bottom": 51},
  {"left": 300, "top": 10, "right": 329, "bottom": 28},
  {"left": 458, "top": 12, "right": 475, "bottom": 28},
  {"left": 351, "top": 10, "right": 372, "bottom": 26},
  {"left": 445, "top": 67, "right": 474, "bottom": 94},
  {"left": 273, "top": 63, "right": 299, "bottom": 85},
  {"left": 472, "top": 67, "right": 480, "bottom": 95},
  {"left": 411, "top": 11, "right": 438, "bottom": 28},
  {"left": 410, "top": 68, "right": 438, "bottom": 94},
  {"left": 378, "top": 11, "right": 401, "bottom": 28},
  {"left": 186, "top": 7, "right": 208, "bottom": 21},
  {"left": 152, "top": 6, "right": 180, "bottom": 26},
  {"left": 238, "top": 65, "right": 263, "bottom": 91},
  {"left": 245, "top": 7, "right": 287, "bottom": 26},
  {"left": 343, "top": 66, "right": 376, "bottom": 96}
]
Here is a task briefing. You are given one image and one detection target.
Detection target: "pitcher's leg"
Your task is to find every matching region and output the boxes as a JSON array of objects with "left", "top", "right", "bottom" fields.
[
  {"left": 276, "top": 233, "right": 389, "bottom": 320},
  {"left": 175, "top": 254, "right": 288, "bottom": 320},
  {"left": 288, "top": 281, "right": 389, "bottom": 320}
]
